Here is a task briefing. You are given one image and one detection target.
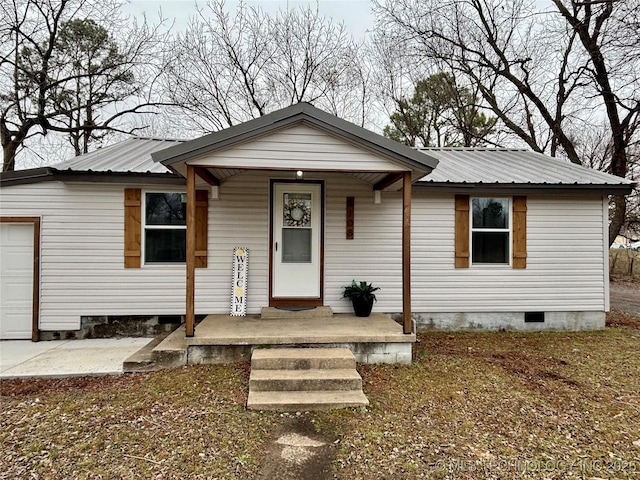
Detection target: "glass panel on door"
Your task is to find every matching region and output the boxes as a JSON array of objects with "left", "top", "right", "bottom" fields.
[{"left": 281, "top": 192, "right": 312, "bottom": 263}]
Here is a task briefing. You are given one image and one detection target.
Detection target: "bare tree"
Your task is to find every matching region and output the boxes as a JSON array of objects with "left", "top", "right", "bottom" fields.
[
  {"left": 0, "top": 0, "right": 170, "bottom": 170},
  {"left": 373, "top": 0, "right": 640, "bottom": 243},
  {"left": 162, "top": 0, "right": 369, "bottom": 133}
]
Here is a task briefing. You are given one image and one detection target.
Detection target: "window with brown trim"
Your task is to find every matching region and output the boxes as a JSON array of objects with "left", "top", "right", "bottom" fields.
[
  {"left": 454, "top": 194, "right": 526, "bottom": 269},
  {"left": 124, "top": 188, "right": 208, "bottom": 268}
]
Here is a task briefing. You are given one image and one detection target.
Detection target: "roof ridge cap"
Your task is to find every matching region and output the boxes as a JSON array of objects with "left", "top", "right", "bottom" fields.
[
  {"left": 131, "top": 136, "right": 188, "bottom": 143},
  {"left": 416, "top": 146, "right": 528, "bottom": 152}
]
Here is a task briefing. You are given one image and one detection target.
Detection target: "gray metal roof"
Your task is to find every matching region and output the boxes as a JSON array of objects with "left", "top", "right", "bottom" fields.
[
  {"left": 417, "top": 147, "right": 635, "bottom": 193},
  {"left": 0, "top": 137, "right": 186, "bottom": 187},
  {"left": 151, "top": 102, "right": 439, "bottom": 173},
  {"left": 2, "top": 138, "right": 635, "bottom": 194},
  {"left": 53, "top": 137, "right": 183, "bottom": 174}
]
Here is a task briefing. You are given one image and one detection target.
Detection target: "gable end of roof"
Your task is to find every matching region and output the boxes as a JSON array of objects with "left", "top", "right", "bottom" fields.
[{"left": 151, "top": 103, "right": 439, "bottom": 172}]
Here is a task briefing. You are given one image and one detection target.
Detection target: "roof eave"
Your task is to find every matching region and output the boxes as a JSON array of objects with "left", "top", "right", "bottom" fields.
[
  {"left": 1, "top": 168, "right": 184, "bottom": 187},
  {"left": 414, "top": 182, "right": 636, "bottom": 195}
]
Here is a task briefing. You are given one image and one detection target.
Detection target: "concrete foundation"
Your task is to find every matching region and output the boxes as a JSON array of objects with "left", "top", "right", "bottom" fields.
[
  {"left": 186, "top": 341, "right": 412, "bottom": 365},
  {"left": 39, "top": 315, "right": 184, "bottom": 340},
  {"left": 410, "top": 311, "right": 606, "bottom": 332}
]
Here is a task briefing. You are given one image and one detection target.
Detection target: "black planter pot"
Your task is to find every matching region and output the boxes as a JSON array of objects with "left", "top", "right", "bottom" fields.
[{"left": 351, "top": 297, "right": 374, "bottom": 317}]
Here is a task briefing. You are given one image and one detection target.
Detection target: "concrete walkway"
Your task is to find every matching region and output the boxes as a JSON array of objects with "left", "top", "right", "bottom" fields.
[{"left": 0, "top": 337, "right": 153, "bottom": 379}]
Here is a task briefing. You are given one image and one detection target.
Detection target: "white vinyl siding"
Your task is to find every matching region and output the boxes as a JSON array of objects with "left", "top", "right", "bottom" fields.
[
  {"left": 324, "top": 175, "right": 403, "bottom": 313},
  {"left": 209, "top": 172, "right": 404, "bottom": 314},
  {"left": 411, "top": 193, "right": 608, "bottom": 312},
  {"left": 188, "top": 123, "right": 408, "bottom": 172},
  {"left": 0, "top": 177, "right": 608, "bottom": 332},
  {"left": 0, "top": 182, "right": 190, "bottom": 330}
]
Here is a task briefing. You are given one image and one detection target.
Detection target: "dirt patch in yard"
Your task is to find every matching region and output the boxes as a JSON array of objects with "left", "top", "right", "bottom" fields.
[
  {"left": 320, "top": 323, "right": 640, "bottom": 479},
  {"left": 257, "top": 414, "right": 337, "bottom": 480},
  {"left": 485, "top": 352, "right": 582, "bottom": 393}
]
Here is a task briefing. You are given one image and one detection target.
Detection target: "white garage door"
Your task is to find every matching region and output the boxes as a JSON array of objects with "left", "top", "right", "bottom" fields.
[{"left": 1, "top": 222, "right": 35, "bottom": 339}]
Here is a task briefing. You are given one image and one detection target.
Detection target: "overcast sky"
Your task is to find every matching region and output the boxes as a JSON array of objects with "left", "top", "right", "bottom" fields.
[{"left": 122, "top": 0, "right": 376, "bottom": 38}]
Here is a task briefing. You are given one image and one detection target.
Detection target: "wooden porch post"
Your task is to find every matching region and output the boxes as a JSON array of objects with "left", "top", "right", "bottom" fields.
[
  {"left": 402, "top": 171, "right": 412, "bottom": 334},
  {"left": 186, "top": 165, "right": 196, "bottom": 337}
]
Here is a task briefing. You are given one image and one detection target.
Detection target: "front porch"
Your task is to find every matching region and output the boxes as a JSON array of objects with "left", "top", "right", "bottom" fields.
[
  {"left": 148, "top": 104, "right": 441, "bottom": 340},
  {"left": 127, "top": 311, "right": 415, "bottom": 371}
]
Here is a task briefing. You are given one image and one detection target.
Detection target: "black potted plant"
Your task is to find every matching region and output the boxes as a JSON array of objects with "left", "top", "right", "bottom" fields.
[{"left": 342, "top": 280, "right": 380, "bottom": 317}]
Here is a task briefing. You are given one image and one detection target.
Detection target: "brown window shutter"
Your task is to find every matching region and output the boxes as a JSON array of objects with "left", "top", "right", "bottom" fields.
[
  {"left": 195, "top": 190, "right": 208, "bottom": 268},
  {"left": 512, "top": 196, "right": 527, "bottom": 269},
  {"left": 455, "top": 195, "right": 470, "bottom": 268},
  {"left": 124, "top": 188, "right": 141, "bottom": 268}
]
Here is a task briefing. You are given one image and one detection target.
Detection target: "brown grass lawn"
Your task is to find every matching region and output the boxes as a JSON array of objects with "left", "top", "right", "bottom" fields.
[{"left": 2, "top": 313, "right": 639, "bottom": 479}]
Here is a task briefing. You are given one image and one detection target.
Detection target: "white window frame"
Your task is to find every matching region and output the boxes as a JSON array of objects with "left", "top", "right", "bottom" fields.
[
  {"left": 142, "top": 191, "right": 187, "bottom": 266},
  {"left": 470, "top": 196, "right": 511, "bottom": 266}
]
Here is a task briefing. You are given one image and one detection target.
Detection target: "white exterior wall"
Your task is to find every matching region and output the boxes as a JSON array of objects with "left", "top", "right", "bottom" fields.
[
  {"left": 324, "top": 174, "right": 402, "bottom": 313},
  {"left": 411, "top": 193, "right": 608, "bottom": 313},
  {"left": 0, "top": 177, "right": 609, "bottom": 332},
  {"left": 1, "top": 182, "right": 188, "bottom": 330},
  {"left": 0, "top": 173, "right": 403, "bottom": 330},
  {"left": 207, "top": 171, "right": 403, "bottom": 315}
]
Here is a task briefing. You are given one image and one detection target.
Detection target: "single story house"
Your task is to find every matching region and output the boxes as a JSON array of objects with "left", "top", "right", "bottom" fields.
[{"left": 0, "top": 103, "right": 635, "bottom": 342}]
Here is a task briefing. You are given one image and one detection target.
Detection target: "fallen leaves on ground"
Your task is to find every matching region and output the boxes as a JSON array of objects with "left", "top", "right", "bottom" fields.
[
  {"left": 2, "top": 311, "right": 639, "bottom": 479},
  {"left": 317, "top": 312, "right": 640, "bottom": 479},
  {"left": 1, "top": 364, "right": 278, "bottom": 479}
]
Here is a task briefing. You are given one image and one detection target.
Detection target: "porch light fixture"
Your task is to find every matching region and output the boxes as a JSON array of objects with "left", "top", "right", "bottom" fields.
[
  {"left": 211, "top": 185, "right": 220, "bottom": 200},
  {"left": 295, "top": 170, "right": 304, "bottom": 180},
  {"left": 374, "top": 190, "right": 382, "bottom": 204}
]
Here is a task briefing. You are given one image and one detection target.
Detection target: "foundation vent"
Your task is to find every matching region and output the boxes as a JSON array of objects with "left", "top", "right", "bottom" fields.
[{"left": 524, "top": 312, "right": 545, "bottom": 323}]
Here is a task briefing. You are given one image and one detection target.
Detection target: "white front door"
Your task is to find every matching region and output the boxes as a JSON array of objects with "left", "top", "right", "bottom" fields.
[
  {"left": 272, "top": 182, "right": 322, "bottom": 300},
  {"left": 0, "top": 222, "right": 35, "bottom": 339}
]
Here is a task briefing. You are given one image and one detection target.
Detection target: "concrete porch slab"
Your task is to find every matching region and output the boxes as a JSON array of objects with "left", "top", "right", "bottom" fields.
[
  {"left": 185, "top": 313, "right": 415, "bottom": 345},
  {"left": 148, "top": 313, "right": 415, "bottom": 368}
]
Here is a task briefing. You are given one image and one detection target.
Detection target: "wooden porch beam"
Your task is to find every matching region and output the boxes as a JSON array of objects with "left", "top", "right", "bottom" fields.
[
  {"left": 194, "top": 166, "right": 220, "bottom": 186},
  {"left": 402, "top": 171, "right": 412, "bottom": 335},
  {"left": 186, "top": 165, "right": 196, "bottom": 337},
  {"left": 373, "top": 173, "right": 404, "bottom": 191}
]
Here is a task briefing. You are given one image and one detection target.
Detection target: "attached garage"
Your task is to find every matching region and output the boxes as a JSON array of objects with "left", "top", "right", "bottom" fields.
[{"left": 0, "top": 218, "right": 39, "bottom": 340}]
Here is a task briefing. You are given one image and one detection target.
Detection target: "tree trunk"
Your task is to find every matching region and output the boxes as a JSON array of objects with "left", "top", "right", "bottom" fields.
[
  {"left": 2, "top": 139, "right": 20, "bottom": 172},
  {"left": 609, "top": 194, "right": 627, "bottom": 247}
]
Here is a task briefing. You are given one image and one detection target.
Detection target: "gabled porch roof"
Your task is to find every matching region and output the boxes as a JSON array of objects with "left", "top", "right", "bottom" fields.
[{"left": 150, "top": 102, "right": 438, "bottom": 190}]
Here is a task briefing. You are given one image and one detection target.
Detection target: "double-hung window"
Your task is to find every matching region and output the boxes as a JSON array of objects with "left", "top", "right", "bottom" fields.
[
  {"left": 144, "top": 192, "right": 187, "bottom": 264},
  {"left": 471, "top": 197, "right": 510, "bottom": 265}
]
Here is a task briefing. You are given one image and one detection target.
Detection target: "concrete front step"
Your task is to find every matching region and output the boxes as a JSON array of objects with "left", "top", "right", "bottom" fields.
[
  {"left": 122, "top": 335, "right": 166, "bottom": 373},
  {"left": 249, "top": 368, "right": 362, "bottom": 392},
  {"left": 247, "top": 347, "right": 369, "bottom": 410},
  {"left": 251, "top": 347, "right": 356, "bottom": 370},
  {"left": 247, "top": 389, "right": 369, "bottom": 411}
]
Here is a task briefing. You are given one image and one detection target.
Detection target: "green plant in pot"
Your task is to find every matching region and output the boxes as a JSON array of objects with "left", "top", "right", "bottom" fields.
[{"left": 342, "top": 280, "right": 380, "bottom": 317}]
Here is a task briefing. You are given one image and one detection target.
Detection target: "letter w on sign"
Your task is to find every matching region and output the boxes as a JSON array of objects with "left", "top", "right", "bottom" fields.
[{"left": 230, "top": 247, "right": 248, "bottom": 316}]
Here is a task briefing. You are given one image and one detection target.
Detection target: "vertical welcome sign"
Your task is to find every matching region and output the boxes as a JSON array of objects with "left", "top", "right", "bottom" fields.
[{"left": 230, "top": 247, "right": 248, "bottom": 316}]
